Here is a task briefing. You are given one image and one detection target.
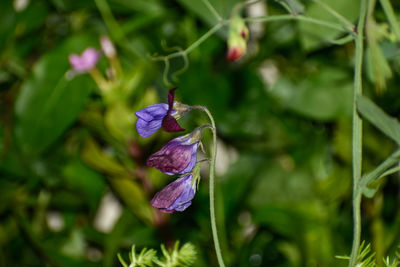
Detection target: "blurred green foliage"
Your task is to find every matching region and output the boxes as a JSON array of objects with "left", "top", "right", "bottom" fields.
[{"left": 1, "top": 0, "right": 400, "bottom": 266}]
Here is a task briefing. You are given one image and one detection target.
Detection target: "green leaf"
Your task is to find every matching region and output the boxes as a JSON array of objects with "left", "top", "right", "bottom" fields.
[
  {"left": 61, "top": 229, "right": 86, "bottom": 259},
  {"left": 366, "top": 43, "right": 392, "bottom": 92},
  {"left": 15, "top": 1, "right": 48, "bottom": 34},
  {"left": 104, "top": 103, "right": 134, "bottom": 141},
  {"left": 269, "top": 67, "right": 352, "bottom": 120},
  {"left": 362, "top": 186, "right": 378, "bottom": 198},
  {"left": 117, "top": 254, "right": 128, "bottom": 267},
  {"left": 356, "top": 95, "right": 400, "bottom": 145},
  {"left": 0, "top": 1, "right": 16, "bottom": 49},
  {"left": 81, "top": 138, "right": 127, "bottom": 176},
  {"left": 109, "top": 177, "right": 153, "bottom": 225},
  {"left": 275, "top": 0, "right": 304, "bottom": 15},
  {"left": 177, "top": 0, "right": 238, "bottom": 26},
  {"left": 63, "top": 159, "right": 106, "bottom": 212},
  {"left": 110, "top": 0, "right": 164, "bottom": 15},
  {"left": 14, "top": 35, "right": 97, "bottom": 156}
]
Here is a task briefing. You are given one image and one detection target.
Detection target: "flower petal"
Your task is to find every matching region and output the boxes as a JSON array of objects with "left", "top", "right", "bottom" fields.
[
  {"left": 178, "top": 142, "right": 199, "bottom": 174},
  {"left": 161, "top": 115, "right": 185, "bottom": 132},
  {"left": 150, "top": 175, "right": 188, "bottom": 209},
  {"left": 168, "top": 87, "right": 178, "bottom": 110},
  {"left": 135, "top": 103, "right": 169, "bottom": 138},
  {"left": 81, "top": 48, "right": 100, "bottom": 68},
  {"left": 226, "top": 47, "right": 243, "bottom": 61},
  {"left": 146, "top": 136, "right": 198, "bottom": 175},
  {"left": 69, "top": 47, "right": 100, "bottom": 72},
  {"left": 136, "top": 118, "right": 163, "bottom": 138},
  {"left": 135, "top": 103, "right": 169, "bottom": 121},
  {"left": 151, "top": 174, "right": 195, "bottom": 213},
  {"left": 169, "top": 180, "right": 195, "bottom": 212}
]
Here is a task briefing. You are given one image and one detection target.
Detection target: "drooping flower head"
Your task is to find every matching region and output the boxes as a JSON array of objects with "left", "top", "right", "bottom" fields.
[
  {"left": 151, "top": 166, "right": 200, "bottom": 213},
  {"left": 146, "top": 128, "right": 201, "bottom": 175},
  {"left": 226, "top": 15, "right": 249, "bottom": 61},
  {"left": 135, "top": 88, "right": 188, "bottom": 138},
  {"left": 69, "top": 47, "right": 100, "bottom": 72}
]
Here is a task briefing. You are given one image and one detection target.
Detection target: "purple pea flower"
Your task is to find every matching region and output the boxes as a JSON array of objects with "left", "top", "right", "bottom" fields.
[
  {"left": 135, "top": 88, "right": 187, "bottom": 138},
  {"left": 135, "top": 103, "right": 171, "bottom": 138},
  {"left": 151, "top": 173, "right": 196, "bottom": 213},
  {"left": 69, "top": 47, "right": 100, "bottom": 72},
  {"left": 146, "top": 129, "right": 201, "bottom": 175}
]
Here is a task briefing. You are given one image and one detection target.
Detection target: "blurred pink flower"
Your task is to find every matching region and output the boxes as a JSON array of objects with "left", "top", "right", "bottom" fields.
[
  {"left": 69, "top": 47, "right": 100, "bottom": 72},
  {"left": 100, "top": 35, "right": 116, "bottom": 58}
]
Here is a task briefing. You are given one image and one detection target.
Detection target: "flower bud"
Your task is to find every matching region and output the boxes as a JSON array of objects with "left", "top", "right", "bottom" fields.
[
  {"left": 100, "top": 35, "right": 116, "bottom": 58},
  {"left": 226, "top": 15, "right": 249, "bottom": 62},
  {"left": 146, "top": 128, "right": 202, "bottom": 175},
  {"left": 150, "top": 172, "right": 196, "bottom": 213}
]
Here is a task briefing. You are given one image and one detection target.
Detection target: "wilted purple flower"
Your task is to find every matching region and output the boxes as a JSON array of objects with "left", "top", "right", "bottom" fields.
[
  {"left": 151, "top": 173, "right": 196, "bottom": 213},
  {"left": 69, "top": 47, "right": 100, "bottom": 72},
  {"left": 135, "top": 88, "right": 187, "bottom": 138},
  {"left": 146, "top": 129, "right": 201, "bottom": 175}
]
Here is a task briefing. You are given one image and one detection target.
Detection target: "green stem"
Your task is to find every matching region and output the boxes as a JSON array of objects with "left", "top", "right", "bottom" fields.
[
  {"left": 360, "top": 149, "right": 400, "bottom": 187},
  {"left": 243, "top": 14, "right": 345, "bottom": 32},
  {"left": 94, "top": 0, "right": 143, "bottom": 59},
  {"left": 379, "top": 165, "right": 400, "bottom": 180},
  {"left": 150, "top": 23, "right": 224, "bottom": 86},
  {"left": 349, "top": 0, "right": 368, "bottom": 266},
  {"left": 201, "top": 0, "right": 223, "bottom": 22},
  {"left": 152, "top": 13, "right": 347, "bottom": 63},
  {"left": 350, "top": 193, "right": 362, "bottom": 266},
  {"left": 151, "top": 23, "right": 225, "bottom": 61},
  {"left": 151, "top": 13, "right": 349, "bottom": 86},
  {"left": 231, "top": 0, "right": 264, "bottom": 16},
  {"left": 89, "top": 68, "right": 110, "bottom": 92},
  {"left": 192, "top": 105, "right": 226, "bottom": 267},
  {"left": 379, "top": 0, "right": 400, "bottom": 41},
  {"left": 312, "top": 0, "right": 355, "bottom": 32},
  {"left": 162, "top": 58, "right": 172, "bottom": 87},
  {"left": 186, "top": 23, "right": 224, "bottom": 55}
]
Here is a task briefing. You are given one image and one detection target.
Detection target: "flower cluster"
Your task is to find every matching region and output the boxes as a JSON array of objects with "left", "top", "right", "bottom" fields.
[{"left": 135, "top": 88, "right": 203, "bottom": 213}]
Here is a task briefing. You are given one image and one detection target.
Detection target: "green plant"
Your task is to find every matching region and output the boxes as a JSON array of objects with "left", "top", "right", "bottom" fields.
[{"left": 118, "top": 242, "right": 196, "bottom": 267}]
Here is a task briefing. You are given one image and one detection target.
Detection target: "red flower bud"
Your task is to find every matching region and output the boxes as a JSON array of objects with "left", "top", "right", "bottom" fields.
[{"left": 226, "top": 47, "right": 244, "bottom": 62}]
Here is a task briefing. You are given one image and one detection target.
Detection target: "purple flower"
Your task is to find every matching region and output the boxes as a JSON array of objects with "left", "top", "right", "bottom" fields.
[
  {"left": 146, "top": 130, "right": 200, "bottom": 175},
  {"left": 135, "top": 88, "right": 187, "bottom": 138},
  {"left": 151, "top": 173, "right": 196, "bottom": 213},
  {"left": 69, "top": 47, "right": 100, "bottom": 72},
  {"left": 135, "top": 103, "right": 170, "bottom": 138}
]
